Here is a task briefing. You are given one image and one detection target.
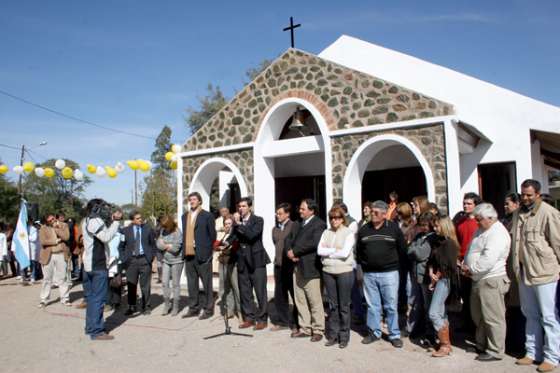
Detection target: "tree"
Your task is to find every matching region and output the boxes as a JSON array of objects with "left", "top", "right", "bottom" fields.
[
  {"left": 22, "top": 159, "right": 92, "bottom": 220},
  {"left": 185, "top": 84, "right": 227, "bottom": 136},
  {"left": 244, "top": 58, "right": 273, "bottom": 83},
  {"left": 151, "top": 125, "right": 172, "bottom": 171},
  {"left": 0, "top": 174, "right": 20, "bottom": 223}
]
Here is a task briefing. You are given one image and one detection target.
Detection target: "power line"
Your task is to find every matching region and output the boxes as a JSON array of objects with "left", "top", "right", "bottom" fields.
[
  {"left": 0, "top": 88, "right": 157, "bottom": 141},
  {"left": 0, "top": 143, "right": 20, "bottom": 151}
]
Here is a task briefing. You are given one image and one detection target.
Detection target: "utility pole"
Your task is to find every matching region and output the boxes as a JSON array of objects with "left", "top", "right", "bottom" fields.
[
  {"left": 18, "top": 144, "right": 25, "bottom": 198},
  {"left": 134, "top": 169, "right": 138, "bottom": 206}
]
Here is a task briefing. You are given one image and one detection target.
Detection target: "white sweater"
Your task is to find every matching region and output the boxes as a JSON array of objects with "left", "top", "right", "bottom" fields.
[{"left": 464, "top": 221, "right": 511, "bottom": 282}]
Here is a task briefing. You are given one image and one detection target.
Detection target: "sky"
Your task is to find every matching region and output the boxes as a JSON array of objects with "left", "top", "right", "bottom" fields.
[{"left": 1, "top": 0, "right": 559, "bottom": 205}]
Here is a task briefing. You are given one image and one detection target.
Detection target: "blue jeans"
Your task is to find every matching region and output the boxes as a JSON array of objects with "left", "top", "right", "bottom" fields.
[
  {"left": 429, "top": 278, "right": 450, "bottom": 331},
  {"left": 363, "top": 270, "right": 400, "bottom": 339},
  {"left": 408, "top": 281, "right": 433, "bottom": 337},
  {"left": 519, "top": 276, "right": 560, "bottom": 365},
  {"left": 83, "top": 270, "right": 108, "bottom": 339}
]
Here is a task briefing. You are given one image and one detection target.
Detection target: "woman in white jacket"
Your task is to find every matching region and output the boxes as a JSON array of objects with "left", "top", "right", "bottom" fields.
[{"left": 318, "top": 206, "right": 355, "bottom": 349}]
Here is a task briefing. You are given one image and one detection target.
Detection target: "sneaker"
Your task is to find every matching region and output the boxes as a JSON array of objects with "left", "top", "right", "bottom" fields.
[
  {"left": 37, "top": 302, "right": 46, "bottom": 309},
  {"left": 62, "top": 300, "right": 72, "bottom": 307},
  {"left": 361, "top": 334, "right": 380, "bottom": 344},
  {"left": 390, "top": 338, "right": 404, "bottom": 348},
  {"left": 91, "top": 332, "right": 114, "bottom": 341},
  {"left": 537, "top": 362, "right": 556, "bottom": 373}
]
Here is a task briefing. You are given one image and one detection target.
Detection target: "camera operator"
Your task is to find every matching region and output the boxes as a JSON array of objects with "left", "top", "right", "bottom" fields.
[{"left": 81, "top": 199, "right": 122, "bottom": 341}]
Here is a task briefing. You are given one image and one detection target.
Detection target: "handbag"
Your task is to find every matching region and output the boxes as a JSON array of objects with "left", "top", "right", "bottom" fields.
[{"left": 109, "top": 273, "right": 122, "bottom": 289}]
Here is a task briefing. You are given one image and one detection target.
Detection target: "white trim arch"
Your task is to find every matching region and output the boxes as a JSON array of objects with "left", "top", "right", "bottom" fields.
[
  {"left": 254, "top": 97, "right": 333, "bottom": 270},
  {"left": 188, "top": 157, "right": 249, "bottom": 211},
  {"left": 343, "top": 134, "right": 436, "bottom": 219}
]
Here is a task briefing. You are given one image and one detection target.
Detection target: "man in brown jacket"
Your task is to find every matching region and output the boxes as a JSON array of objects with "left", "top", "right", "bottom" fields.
[
  {"left": 511, "top": 179, "right": 560, "bottom": 373},
  {"left": 38, "top": 213, "right": 71, "bottom": 308}
]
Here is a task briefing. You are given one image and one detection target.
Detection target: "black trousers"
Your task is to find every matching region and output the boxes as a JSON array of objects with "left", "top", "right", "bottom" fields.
[
  {"left": 323, "top": 271, "right": 354, "bottom": 343},
  {"left": 273, "top": 264, "right": 298, "bottom": 328},
  {"left": 184, "top": 255, "right": 213, "bottom": 313},
  {"left": 238, "top": 263, "right": 268, "bottom": 323},
  {"left": 460, "top": 275, "right": 475, "bottom": 334},
  {"left": 126, "top": 256, "right": 152, "bottom": 309}
]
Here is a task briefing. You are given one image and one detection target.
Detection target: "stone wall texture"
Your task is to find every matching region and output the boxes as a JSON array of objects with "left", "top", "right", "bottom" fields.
[
  {"left": 182, "top": 149, "right": 253, "bottom": 206},
  {"left": 184, "top": 48, "right": 453, "bottom": 151},
  {"left": 331, "top": 123, "right": 448, "bottom": 213}
]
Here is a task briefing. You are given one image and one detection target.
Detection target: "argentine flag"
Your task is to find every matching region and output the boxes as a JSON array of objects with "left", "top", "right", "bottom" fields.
[{"left": 11, "top": 201, "right": 30, "bottom": 270}]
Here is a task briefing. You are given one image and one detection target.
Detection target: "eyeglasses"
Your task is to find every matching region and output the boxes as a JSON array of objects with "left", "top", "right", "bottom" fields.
[{"left": 329, "top": 216, "right": 343, "bottom": 220}]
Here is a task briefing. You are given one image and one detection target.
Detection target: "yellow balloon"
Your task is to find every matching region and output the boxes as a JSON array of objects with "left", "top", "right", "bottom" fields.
[
  {"left": 61, "top": 167, "right": 73, "bottom": 179},
  {"left": 23, "top": 162, "right": 35, "bottom": 173},
  {"left": 169, "top": 161, "right": 177, "bottom": 170},
  {"left": 0, "top": 164, "right": 8, "bottom": 174},
  {"left": 164, "top": 151, "right": 174, "bottom": 161},
  {"left": 105, "top": 166, "right": 117, "bottom": 178},
  {"left": 87, "top": 164, "right": 97, "bottom": 174},
  {"left": 138, "top": 160, "right": 150, "bottom": 172},
  {"left": 44, "top": 167, "right": 55, "bottom": 178},
  {"left": 127, "top": 160, "right": 139, "bottom": 170}
]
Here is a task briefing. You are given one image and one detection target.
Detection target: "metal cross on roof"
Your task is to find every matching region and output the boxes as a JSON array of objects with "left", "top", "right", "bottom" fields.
[{"left": 283, "top": 17, "right": 301, "bottom": 48}]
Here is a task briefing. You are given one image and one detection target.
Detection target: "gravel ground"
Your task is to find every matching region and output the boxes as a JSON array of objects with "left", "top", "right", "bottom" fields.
[{"left": 0, "top": 276, "right": 540, "bottom": 373}]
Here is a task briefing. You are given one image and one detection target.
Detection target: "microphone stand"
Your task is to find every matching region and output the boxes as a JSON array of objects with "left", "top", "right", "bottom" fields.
[{"left": 204, "top": 299, "right": 253, "bottom": 340}]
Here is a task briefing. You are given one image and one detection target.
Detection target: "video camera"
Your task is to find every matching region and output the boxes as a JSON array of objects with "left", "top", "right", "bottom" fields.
[{"left": 87, "top": 199, "right": 116, "bottom": 226}]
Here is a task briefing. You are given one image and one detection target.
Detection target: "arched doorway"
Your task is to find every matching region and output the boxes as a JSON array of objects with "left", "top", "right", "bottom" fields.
[
  {"left": 343, "top": 134, "right": 435, "bottom": 219},
  {"left": 254, "top": 97, "right": 333, "bottom": 262},
  {"left": 189, "top": 158, "right": 249, "bottom": 215}
]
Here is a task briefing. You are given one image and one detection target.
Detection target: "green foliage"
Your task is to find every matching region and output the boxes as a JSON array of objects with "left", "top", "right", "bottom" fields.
[
  {"left": 22, "top": 159, "right": 92, "bottom": 220},
  {"left": 0, "top": 174, "right": 20, "bottom": 223},
  {"left": 140, "top": 168, "right": 176, "bottom": 219},
  {"left": 244, "top": 59, "right": 273, "bottom": 83},
  {"left": 185, "top": 84, "right": 227, "bottom": 136},
  {"left": 151, "top": 125, "right": 172, "bottom": 170}
]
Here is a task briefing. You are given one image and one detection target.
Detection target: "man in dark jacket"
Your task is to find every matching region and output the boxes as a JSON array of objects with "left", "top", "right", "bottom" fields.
[
  {"left": 181, "top": 192, "right": 217, "bottom": 320},
  {"left": 121, "top": 211, "right": 156, "bottom": 316},
  {"left": 271, "top": 202, "right": 298, "bottom": 331},
  {"left": 357, "top": 200, "right": 406, "bottom": 348},
  {"left": 286, "top": 199, "right": 327, "bottom": 342},
  {"left": 233, "top": 197, "right": 270, "bottom": 330}
]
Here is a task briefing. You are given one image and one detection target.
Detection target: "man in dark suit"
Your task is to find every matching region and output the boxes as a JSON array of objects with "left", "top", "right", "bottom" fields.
[
  {"left": 121, "top": 211, "right": 156, "bottom": 316},
  {"left": 233, "top": 197, "right": 270, "bottom": 330},
  {"left": 286, "top": 199, "right": 327, "bottom": 342},
  {"left": 181, "top": 192, "right": 216, "bottom": 320},
  {"left": 270, "top": 202, "right": 298, "bottom": 331}
]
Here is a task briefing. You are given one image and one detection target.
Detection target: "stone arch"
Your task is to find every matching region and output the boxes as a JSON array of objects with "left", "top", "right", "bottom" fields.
[
  {"left": 189, "top": 157, "right": 249, "bottom": 211},
  {"left": 343, "top": 134, "right": 436, "bottom": 219}
]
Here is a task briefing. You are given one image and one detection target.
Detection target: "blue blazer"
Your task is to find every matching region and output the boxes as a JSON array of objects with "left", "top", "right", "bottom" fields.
[{"left": 181, "top": 209, "right": 216, "bottom": 263}]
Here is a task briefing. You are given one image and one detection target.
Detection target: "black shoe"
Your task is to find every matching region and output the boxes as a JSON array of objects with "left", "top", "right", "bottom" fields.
[
  {"left": 339, "top": 341, "right": 349, "bottom": 349},
  {"left": 476, "top": 353, "right": 502, "bottom": 362},
  {"left": 324, "top": 339, "right": 337, "bottom": 347},
  {"left": 361, "top": 334, "right": 380, "bottom": 344},
  {"left": 124, "top": 307, "right": 137, "bottom": 316},
  {"left": 390, "top": 338, "right": 403, "bottom": 348},
  {"left": 142, "top": 307, "right": 151, "bottom": 315},
  {"left": 181, "top": 309, "right": 200, "bottom": 318},
  {"left": 198, "top": 311, "right": 213, "bottom": 320}
]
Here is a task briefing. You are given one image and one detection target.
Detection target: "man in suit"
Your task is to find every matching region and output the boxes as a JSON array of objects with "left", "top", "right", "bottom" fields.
[
  {"left": 233, "top": 197, "right": 270, "bottom": 330},
  {"left": 181, "top": 192, "right": 217, "bottom": 320},
  {"left": 270, "top": 203, "right": 298, "bottom": 331},
  {"left": 121, "top": 211, "right": 156, "bottom": 316},
  {"left": 286, "top": 199, "right": 327, "bottom": 342}
]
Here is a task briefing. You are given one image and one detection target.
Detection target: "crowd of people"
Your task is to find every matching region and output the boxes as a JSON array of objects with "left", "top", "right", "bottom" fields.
[{"left": 1, "top": 178, "right": 559, "bottom": 372}]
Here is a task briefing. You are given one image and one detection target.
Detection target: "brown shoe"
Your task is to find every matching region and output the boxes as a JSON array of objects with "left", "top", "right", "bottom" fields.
[
  {"left": 92, "top": 333, "right": 114, "bottom": 341},
  {"left": 432, "top": 322, "right": 452, "bottom": 357},
  {"left": 310, "top": 334, "right": 323, "bottom": 342},
  {"left": 516, "top": 356, "right": 534, "bottom": 366},
  {"left": 290, "top": 330, "right": 310, "bottom": 338},
  {"left": 75, "top": 302, "right": 87, "bottom": 309},
  {"left": 239, "top": 320, "right": 255, "bottom": 329},
  {"left": 537, "top": 362, "right": 556, "bottom": 372},
  {"left": 254, "top": 322, "right": 268, "bottom": 330}
]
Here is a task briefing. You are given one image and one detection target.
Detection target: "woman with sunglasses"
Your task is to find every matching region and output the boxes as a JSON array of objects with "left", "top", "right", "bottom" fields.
[{"left": 318, "top": 206, "right": 356, "bottom": 348}]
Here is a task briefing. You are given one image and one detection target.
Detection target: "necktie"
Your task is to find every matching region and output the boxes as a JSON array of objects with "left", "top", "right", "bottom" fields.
[{"left": 134, "top": 226, "right": 141, "bottom": 255}]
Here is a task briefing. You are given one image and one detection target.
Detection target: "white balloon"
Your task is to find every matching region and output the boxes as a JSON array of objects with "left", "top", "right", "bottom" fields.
[
  {"left": 55, "top": 159, "right": 66, "bottom": 170},
  {"left": 73, "top": 169, "right": 84, "bottom": 181},
  {"left": 115, "top": 162, "right": 125, "bottom": 173},
  {"left": 34, "top": 167, "right": 45, "bottom": 177},
  {"left": 13, "top": 165, "right": 24, "bottom": 175},
  {"left": 171, "top": 144, "right": 182, "bottom": 153},
  {"left": 96, "top": 166, "right": 106, "bottom": 177}
]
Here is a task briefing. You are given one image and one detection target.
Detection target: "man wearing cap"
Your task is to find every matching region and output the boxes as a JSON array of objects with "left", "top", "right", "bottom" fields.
[{"left": 357, "top": 200, "right": 407, "bottom": 348}]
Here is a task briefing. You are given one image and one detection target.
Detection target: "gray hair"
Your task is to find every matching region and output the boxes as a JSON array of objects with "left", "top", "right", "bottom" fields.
[
  {"left": 473, "top": 203, "right": 498, "bottom": 220},
  {"left": 371, "top": 200, "right": 388, "bottom": 212}
]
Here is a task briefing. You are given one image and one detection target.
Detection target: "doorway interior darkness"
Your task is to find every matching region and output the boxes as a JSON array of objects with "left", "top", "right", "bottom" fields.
[
  {"left": 275, "top": 176, "right": 326, "bottom": 221},
  {"left": 478, "top": 162, "right": 517, "bottom": 218},
  {"left": 362, "top": 166, "right": 427, "bottom": 208}
]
